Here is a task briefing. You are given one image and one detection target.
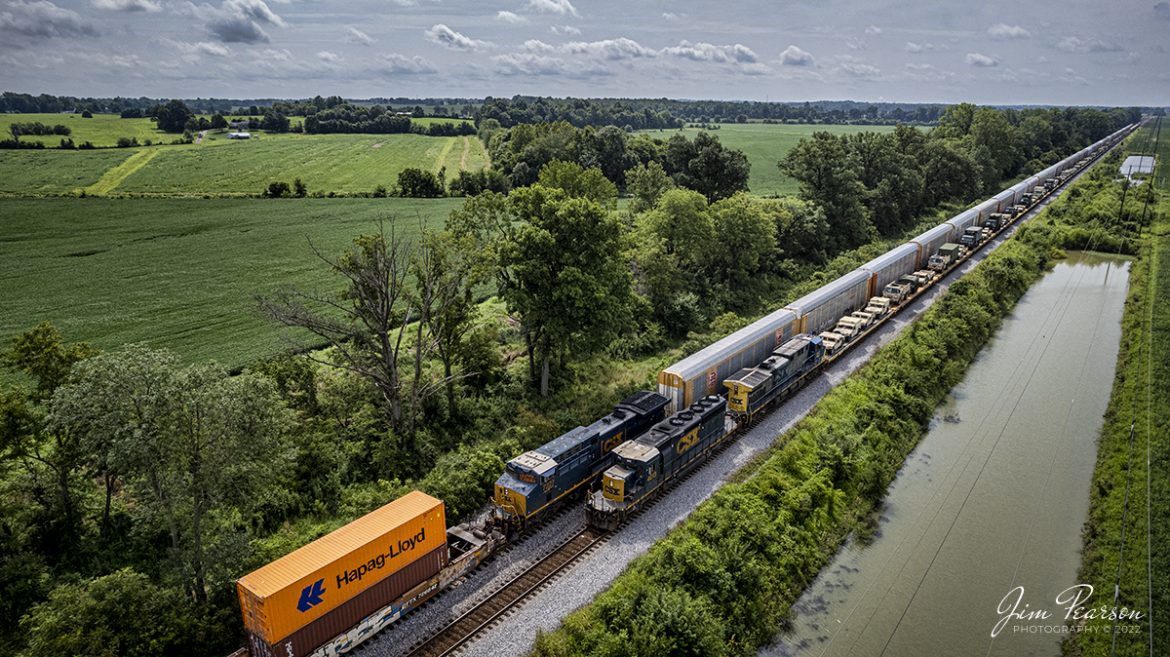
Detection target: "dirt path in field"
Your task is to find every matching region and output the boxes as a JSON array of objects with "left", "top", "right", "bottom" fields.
[
  {"left": 83, "top": 148, "right": 160, "bottom": 196},
  {"left": 459, "top": 136, "right": 470, "bottom": 170},
  {"left": 434, "top": 137, "right": 456, "bottom": 174}
]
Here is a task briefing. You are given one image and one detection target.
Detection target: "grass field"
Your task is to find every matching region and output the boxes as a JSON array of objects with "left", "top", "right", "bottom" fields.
[
  {"left": 0, "top": 148, "right": 134, "bottom": 194},
  {"left": 643, "top": 122, "right": 896, "bottom": 195},
  {"left": 114, "top": 132, "right": 489, "bottom": 196},
  {"left": 0, "top": 131, "right": 490, "bottom": 197},
  {"left": 0, "top": 197, "right": 462, "bottom": 369},
  {"left": 4, "top": 112, "right": 178, "bottom": 147}
]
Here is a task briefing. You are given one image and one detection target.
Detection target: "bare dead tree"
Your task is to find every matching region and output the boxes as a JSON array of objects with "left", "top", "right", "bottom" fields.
[{"left": 259, "top": 221, "right": 416, "bottom": 433}]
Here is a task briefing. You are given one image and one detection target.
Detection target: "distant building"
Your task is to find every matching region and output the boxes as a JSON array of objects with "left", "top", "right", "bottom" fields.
[
  {"left": 229, "top": 120, "right": 249, "bottom": 130},
  {"left": 227, "top": 132, "right": 251, "bottom": 139}
]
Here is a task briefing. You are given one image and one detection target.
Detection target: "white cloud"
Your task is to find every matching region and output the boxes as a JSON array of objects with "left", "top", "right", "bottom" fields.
[
  {"left": 550, "top": 24, "right": 580, "bottom": 35},
  {"left": 524, "top": 39, "right": 554, "bottom": 53},
  {"left": 563, "top": 37, "right": 656, "bottom": 60},
  {"left": 527, "top": 0, "right": 578, "bottom": 16},
  {"left": 1056, "top": 35, "right": 1122, "bottom": 53},
  {"left": 496, "top": 10, "right": 526, "bottom": 24},
  {"left": 92, "top": 0, "right": 161, "bottom": 12},
  {"left": 988, "top": 23, "right": 1031, "bottom": 39},
  {"left": 904, "top": 41, "right": 933, "bottom": 53},
  {"left": 663, "top": 40, "right": 758, "bottom": 64},
  {"left": 317, "top": 50, "right": 341, "bottom": 63},
  {"left": 0, "top": 0, "right": 97, "bottom": 38},
  {"left": 864, "top": 25, "right": 881, "bottom": 35},
  {"left": 493, "top": 52, "right": 607, "bottom": 77},
  {"left": 424, "top": 24, "right": 488, "bottom": 50},
  {"left": 840, "top": 61, "right": 880, "bottom": 77},
  {"left": 904, "top": 62, "right": 953, "bottom": 81},
  {"left": 345, "top": 26, "right": 373, "bottom": 45},
  {"left": 171, "top": 39, "right": 231, "bottom": 57},
  {"left": 381, "top": 53, "right": 436, "bottom": 75},
  {"left": 965, "top": 52, "right": 997, "bottom": 67},
  {"left": 662, "top": 12, "right": 685, "bottom": 21},
  {"left": 194, "top": 0, "right": 286, "bottom": 44},
  {"left": 780, "top": 44, "right": 814, "bottom": 66}
]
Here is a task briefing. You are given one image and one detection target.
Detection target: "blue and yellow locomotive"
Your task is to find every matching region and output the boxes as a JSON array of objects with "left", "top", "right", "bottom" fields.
[
  {"left": 493, "top": 391, "right": 668, "bottom": 531},
  {"left": 722, "top": 333, "right": 824, "bottom": 422},
  {"left": 585, "top": 395, "right": 729, "bottom": 530}
]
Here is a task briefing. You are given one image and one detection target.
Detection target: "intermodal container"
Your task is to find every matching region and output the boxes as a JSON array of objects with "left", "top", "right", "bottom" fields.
[
  {"left": 244, "top": 545, "right": 447, "bottom": 657},
  {"left": 237, "top": 491, "right": 447, "bottom": 650}
]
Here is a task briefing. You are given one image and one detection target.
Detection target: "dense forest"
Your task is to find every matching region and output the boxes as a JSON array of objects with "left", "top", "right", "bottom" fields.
[{"left": 0, "top": 102, "right": 1139, "bottom": 657}]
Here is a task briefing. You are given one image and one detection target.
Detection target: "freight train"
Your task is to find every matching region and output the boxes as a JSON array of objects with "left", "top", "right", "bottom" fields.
[{"left": 232, "top": 124, "right": 1136, "bottom": 657}]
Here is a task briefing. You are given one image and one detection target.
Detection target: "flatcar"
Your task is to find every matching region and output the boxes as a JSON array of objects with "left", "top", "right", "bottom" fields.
[
  {"left": 585, "top": 395, "right": 730, "bottom": 530},
  {"left": 492, "top": 390, "right": 668, "bottom": 530}
]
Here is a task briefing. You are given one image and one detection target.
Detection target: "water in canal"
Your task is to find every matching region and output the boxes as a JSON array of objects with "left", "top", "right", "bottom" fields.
[{"left": 766, "top": 252, "right": 1132, "bottom": 657}]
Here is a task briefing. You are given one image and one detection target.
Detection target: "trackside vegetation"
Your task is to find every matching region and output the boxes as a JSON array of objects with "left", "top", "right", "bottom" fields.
[
  {"left": 1065, "top": 121, "right": 1168, "bottom": 657},
  {"left": 528, "top": 147, "right": 1148, "bottom": 657}
]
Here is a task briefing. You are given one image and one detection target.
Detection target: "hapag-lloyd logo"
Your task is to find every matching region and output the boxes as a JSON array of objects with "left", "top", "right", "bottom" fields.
[{"left": 991, "top": 584, "right": 1145, "bottom": 638}]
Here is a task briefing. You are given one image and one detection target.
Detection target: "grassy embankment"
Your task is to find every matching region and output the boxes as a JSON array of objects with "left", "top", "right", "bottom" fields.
[
  {"left": 1066, "top": 120, "right": 1168, "bottom": 657},
  {"left": 528, "top": 146, "right": 1143, "bottom": 657},
  {"left": 642, "top": 122, "right": 896, "bottom": 196}
]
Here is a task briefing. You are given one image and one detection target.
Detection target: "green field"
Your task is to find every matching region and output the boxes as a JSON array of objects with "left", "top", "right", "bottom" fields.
[
  {"left": 0, "top": 148, "right": 134, "bottom": 194},
  {"left": 0, "top": 131, "right": 489, "bottom": 197},
  {"left": 117, "top": 132, "right": 488, "bottom": 196},
  {"left": 644, "top": 122, "right": 896, "bottom": 195},
  {"left": 0, "top": 197, "right": 462, "bottom": 369},
  {"left": 4, "top": 112, "right": 178, "bottom": 147}
]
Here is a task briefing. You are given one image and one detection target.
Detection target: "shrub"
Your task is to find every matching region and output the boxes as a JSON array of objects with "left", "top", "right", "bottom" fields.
[{"left": 264, "top": 181, "right": 290, "bottom": 198}]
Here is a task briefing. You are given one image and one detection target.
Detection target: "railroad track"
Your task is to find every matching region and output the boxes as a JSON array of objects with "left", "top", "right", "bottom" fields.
[{"left": 404, "top": 526, "right": 609, "bottom": 657}]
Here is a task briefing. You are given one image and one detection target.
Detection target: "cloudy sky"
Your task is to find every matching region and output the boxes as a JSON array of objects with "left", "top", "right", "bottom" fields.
[{"left": 1, "top": 0, "right": 1167, "bottom": 105}]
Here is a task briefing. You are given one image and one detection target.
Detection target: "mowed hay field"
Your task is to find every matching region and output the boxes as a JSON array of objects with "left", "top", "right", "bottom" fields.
[
  {"left": 116, "top": 132, "right": 489, "bottom": 196},
  {"left": 0, "top": 148, "right": 134, "bottom": 194},
  {"left": 0, "top": 131, "right": 490, "bottom": 197},
  {"left": 4, "top": 113, "right": 179, "bottom": 147},
  {"left": 0, "top": 197, "right": 462, "bottom": 369},
  {"left": 644, "top": 123, "right": 896, "bottom": 196}
]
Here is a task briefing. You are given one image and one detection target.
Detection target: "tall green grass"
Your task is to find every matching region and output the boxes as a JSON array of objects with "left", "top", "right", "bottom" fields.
[{"left": 0, "top": 197, "right": 461, "bottom": 369}]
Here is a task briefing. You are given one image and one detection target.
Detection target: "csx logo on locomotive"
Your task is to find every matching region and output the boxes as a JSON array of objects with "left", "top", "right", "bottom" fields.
[{"left": 676, "top": 429, "right": 699, "bottom": 455}]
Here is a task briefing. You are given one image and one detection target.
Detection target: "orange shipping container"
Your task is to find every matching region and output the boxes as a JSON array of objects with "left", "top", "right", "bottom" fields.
[{"left": 237, "top": 491, "right": 447, "bottom": 645}]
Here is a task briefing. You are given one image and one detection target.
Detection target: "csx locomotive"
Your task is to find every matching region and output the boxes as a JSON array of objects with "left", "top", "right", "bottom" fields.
[{"left": 492, "top": 391, "right": 668, "bottom": 530}]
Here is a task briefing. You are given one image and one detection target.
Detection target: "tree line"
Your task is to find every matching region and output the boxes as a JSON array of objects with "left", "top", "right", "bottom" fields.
[
  {"left": 476, "top": 96, "right": 963, "bottom": 128},
  {"left": 481, "top": 120, "right": 749, "bottom": 199},
  {"left": 302, "top": 104, "right": 475, "bottom": 135},
  {"left": 779, "top": 104, "right": 1140, "bottom": 252}
]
